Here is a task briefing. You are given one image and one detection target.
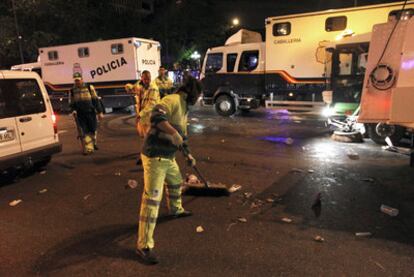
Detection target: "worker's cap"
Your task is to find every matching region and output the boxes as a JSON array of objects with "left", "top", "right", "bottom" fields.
[{"left": 73, "top": 72, "right": 83, "bottom": 80}]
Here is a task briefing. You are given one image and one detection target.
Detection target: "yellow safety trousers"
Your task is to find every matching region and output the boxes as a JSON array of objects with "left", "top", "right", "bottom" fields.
[
  {"left": 137, "top": 154, "right": 184, "bottom": 249},
  {"left": 83, "top": 134, "right": 94, "bottom": 153}
]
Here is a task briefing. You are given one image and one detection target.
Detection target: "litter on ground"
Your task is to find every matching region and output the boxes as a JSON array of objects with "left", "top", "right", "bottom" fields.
[
  {"left": 380, "top": 204, "right": 399, "bottom": 217},
  {"left": 9, "top": 199, "right": 22, "bottom": 207},
  {"left": 126, "top": 179, "right": 138, "bottom": 189},
  {"left": 38, "top": 189, "right": 48, "bottom": 194},
  {"left": 314, "top": 235, "right": 325, "bottom": 242},
  {"left": 228, "top": 184, "right": 242, "bottom": 193},
  {"left": 238, "top": 217, "right": 247, "bottom": 223},
  {"left": 83, "top": 194, "right": 91, "bottom": 200},
  {"left": 355, "top": 232, "right": 372, "bottom": 237},
  {"left": 196, "top": 226, "right": 204, "bottom": 233},
  {"left": 281, "top": 217, "right": 293, "bottom": 223}
]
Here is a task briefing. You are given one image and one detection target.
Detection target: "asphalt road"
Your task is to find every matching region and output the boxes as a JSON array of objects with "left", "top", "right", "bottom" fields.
[{"left": 1, "top": 106, "right": 414, "bottom": 276}]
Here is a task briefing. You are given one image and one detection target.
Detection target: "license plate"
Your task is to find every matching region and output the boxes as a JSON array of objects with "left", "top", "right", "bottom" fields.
[{"left": 0, "top": 130, "right": 15, "bottom": 143}]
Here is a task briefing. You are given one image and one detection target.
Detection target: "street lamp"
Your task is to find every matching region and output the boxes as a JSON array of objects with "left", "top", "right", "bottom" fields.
[
  {"left": 190, "top": 51, "right": 201, "bottom": 70},
  {"left": 232, "top": 17, "right": 240, "bottom": 27},
  {"left": 190, "top": 51, "right": 201, "bottom": 60},
  {"left": 11, "top": 0, "right": 24, "bottom": 64}
]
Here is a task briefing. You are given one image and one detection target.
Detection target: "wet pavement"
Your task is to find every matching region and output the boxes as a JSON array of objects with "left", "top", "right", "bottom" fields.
[{"left": 1, "top": 106, "right": 414, "bottom": 276}]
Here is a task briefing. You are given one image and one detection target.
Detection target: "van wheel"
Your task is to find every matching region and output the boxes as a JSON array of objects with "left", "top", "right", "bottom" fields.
[
  {"left": 215, "top": 95, "right": 236, "bottom": 116},
  {"left": 367, "top": 123, "right": 405, "bottom": 145},
  {"left": 34, "top": 156, "right": 52, "bottom": 169}
]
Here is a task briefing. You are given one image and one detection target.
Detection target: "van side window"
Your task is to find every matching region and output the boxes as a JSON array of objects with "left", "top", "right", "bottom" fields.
[
  {"left": 0, "top": 79, "right": 46, "bottom": 118},
  {"left": 48, "top": 51, "right": 59, "bottom": 61},
  {"left": 227, "top": 53, "right": 238, "bottom": 72},
  {"left": 389, "top": 9, "right": 414, "bottom": 21},
  {"left": 205, "top": 53, "right": 223, "bottom": 73},
  {"left": 111, "top": 43, "right": 124, "bottom": 54},
  {"left": 238, "top": 51, "right": 259, "bottom": 72},
  {"left": 325, "top": 16, "right": 347, "bottom": 32},
  {"left": 78, "top": 47, "right": 90, "bottom": 58},
  {"left": 273, "top": 22, "right": 291, "bottom": 36}
]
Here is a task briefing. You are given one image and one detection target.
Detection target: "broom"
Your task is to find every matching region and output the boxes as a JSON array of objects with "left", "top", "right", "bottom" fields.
[{"left": 181, "top": 148, "right": 230, "bottom": 197}]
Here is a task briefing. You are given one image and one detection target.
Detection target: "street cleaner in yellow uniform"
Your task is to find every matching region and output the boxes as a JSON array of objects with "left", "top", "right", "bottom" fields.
[
  {"left": 136, "top": 76, "right": 201, "bottom": 265},
  {"left": 125, "top": 70, "right": 160, "bottom": 164},
  {"left": 70, "top": 72, "right": 104, "bottom": 155},
  {"left": 154, "top": 66, "right": 173, "bottom": 98}
]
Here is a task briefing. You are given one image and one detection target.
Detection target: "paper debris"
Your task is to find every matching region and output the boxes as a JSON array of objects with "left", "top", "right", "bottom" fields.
[
  {"left": 9, "top": 199, "right": 22, "bottom": 207},
  {"left": 228, "top": 184, "right": 242, "bottom": 193},
  {"left": 196, "top": 226, "right": 204, "bottom": 233},
  {"left": 281, "top": 217, "right": 293, "bottom": 223}
]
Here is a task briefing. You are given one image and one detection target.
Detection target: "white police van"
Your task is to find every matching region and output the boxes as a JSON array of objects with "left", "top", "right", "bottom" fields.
[{"left": 0, "top": 71, "right": 62, "bottom": 173}]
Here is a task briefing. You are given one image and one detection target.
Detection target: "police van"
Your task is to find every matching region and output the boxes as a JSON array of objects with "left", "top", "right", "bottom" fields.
[
  {"left": 201, "top": 1, "right": 414, "bottom": 116},
  {"left": 0, "top": 71, "right": 62, "bottom": 173},
  {"left": 11, "top": 37, "right": 161, "bottom": 112}
]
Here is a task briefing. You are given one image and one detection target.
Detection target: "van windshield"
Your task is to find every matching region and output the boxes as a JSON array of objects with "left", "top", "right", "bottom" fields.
[{"left": 0, "top": 79, "right": 46, "bottom": 119}]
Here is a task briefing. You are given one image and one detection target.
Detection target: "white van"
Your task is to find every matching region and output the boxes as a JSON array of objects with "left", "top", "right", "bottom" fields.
[{"left": 0, "top": 71, "right": 62, "bottom": 172}]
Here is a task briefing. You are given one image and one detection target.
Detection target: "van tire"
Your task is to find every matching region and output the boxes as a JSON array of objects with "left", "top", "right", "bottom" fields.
[
  {"left": 34, "top": 156, "right": 52, "bottom": 169},
  {"left": 366, "top": 123, "right": 405, "bottom": 145},
  {"left": 215, "top": 95, "right": 236, "bottom": 116}
]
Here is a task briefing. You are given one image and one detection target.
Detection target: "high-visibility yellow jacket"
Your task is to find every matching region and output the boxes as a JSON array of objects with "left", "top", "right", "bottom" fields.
[
  {"left": 132, "top": 81, "right": 160, "bottom": 125},
  {"left": 154, "top": 76, "right": 173, "bottom": 97},
  {"left": 142, "top": 92, "right": 189, "bottom": 158},
  {"left": 70, "top": 84, "right": 103, "bottom": 114}
]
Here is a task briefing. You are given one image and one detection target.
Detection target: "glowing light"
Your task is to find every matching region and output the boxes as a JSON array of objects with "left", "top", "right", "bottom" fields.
[
  {"left": 402, "top": 59, "right": 414, "bottom": 70},
  {"left": 191, "top": 51, "right": 201, "bottom": 60},
  {"left": 232, "top": 18, "right": 240, "bottom": 26},
  {"left": 322, "top": 107, "right": 335, "bottom": 117}
]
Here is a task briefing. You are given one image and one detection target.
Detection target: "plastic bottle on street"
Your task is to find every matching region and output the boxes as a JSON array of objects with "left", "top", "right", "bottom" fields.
[{"left": 380, "top": 204, "right": 399, "bottom": 217}]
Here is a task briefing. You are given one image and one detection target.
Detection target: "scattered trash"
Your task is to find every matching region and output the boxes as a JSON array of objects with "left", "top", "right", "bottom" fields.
[
  {"left": 291, "top": 168, "right": 304, "bottom": 173},
  {"left": 244, "top": 192, "right": 253, "bottom": 199},
  {"left": 308, "top": 169, "right": 315, "bottom": 173},
  {"left": 83, "top": 194, "right": 91, "bottom": 200},
  {"left": 347, "top": 152, "right": 360, "bottom": 160},
  {"left": 380, "top": 204, "right": 399, "bottom": 217},
  {"left": 221, "top": 139, "right": 225, "bottom": 143},
  {"left": 285, "top": 137, "right": 294, "bottom": 145},
  {"left": 237, "top": 217, "right": 247, "bottom": 223},
  {"left": 281, "top": 217, "right": 293, "bottom": 223},
  {"left": 38, "top": 189, "right": 48, "bottom": 194},
  {"left": 371, "top": 259, "right": 386, "bottom": 271},
  {"left": 40, "top": 170, "right": 47, "bottom": 175},
  {"left": 314, "top": 235, "right": 325, "bottom": 242},
  {"left": 126, "top": 179, "right": 138, "bottom": 189},
  {"left": 9, "top": 199, "right": 22, "bottom": 207},
  {"left": 114, "top": 171, "right": 121, "bottom": 176},
  {"left": 266, "top": 198, "right": 275, "bottom": 203},
  {"left": 186, "top": 174, "right": 199, "bottom": 185},
  {"left": 227, "top": 222, "right": 237, "bottom": 231},
  {"left": 196, "top": 226, "right": 204, "bottom": 233},
  {"left": 250, "top": 199, "right": 265, "bottom": 209},
  {"left": 207, "top": 156, "right": 211, "bottom": 161},
  {"left": 355, "top": 232, "right": 372, "bottom": 237},
  {"left": 361, "top": 178, "right": 374, "bottom": 183},
  {"left": 228, "top": 184, "right": 242, "bottom": 193}
]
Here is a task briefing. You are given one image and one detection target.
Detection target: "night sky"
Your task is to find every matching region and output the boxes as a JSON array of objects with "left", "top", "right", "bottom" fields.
[{"left": 215, "top": 0, "right": 404, "bottom": 29}]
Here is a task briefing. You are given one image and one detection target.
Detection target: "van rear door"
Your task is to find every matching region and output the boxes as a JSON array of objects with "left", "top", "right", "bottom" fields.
[
  {"left": 0, "top": 79, "right": 22, "bottom": 157},
  {"left": 11, "top": 78, "right": 55, "bottom": 152}
]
